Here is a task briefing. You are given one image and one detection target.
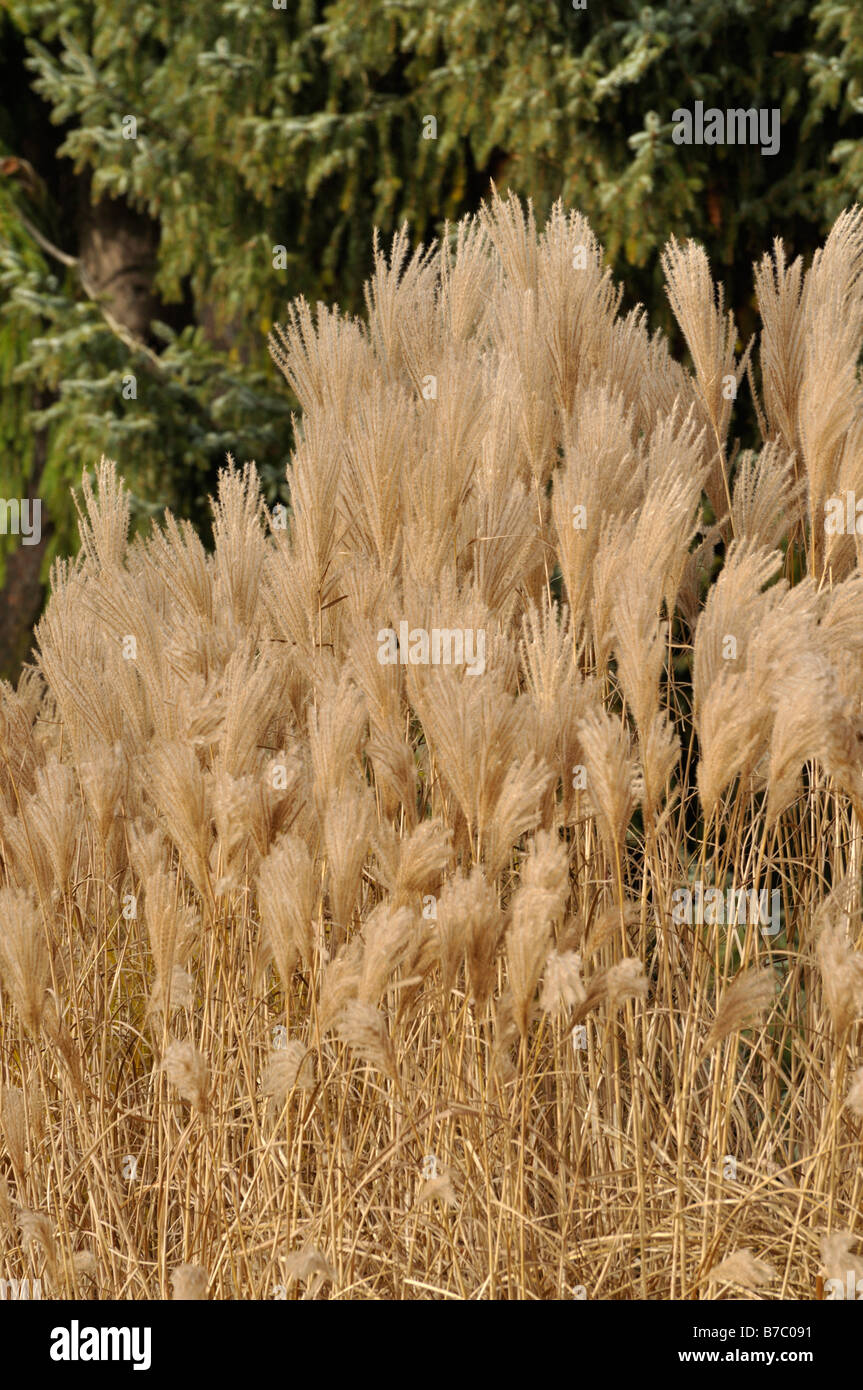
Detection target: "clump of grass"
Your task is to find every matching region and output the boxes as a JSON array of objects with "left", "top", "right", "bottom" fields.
[{"left": 2, "top": 190, "right": 863, "bottom": 1299}]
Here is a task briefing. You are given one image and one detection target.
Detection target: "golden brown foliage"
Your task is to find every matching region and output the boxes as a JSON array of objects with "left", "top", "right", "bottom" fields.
[{"left": 2, "top": 191, "right": 863, "bottom": 1298}]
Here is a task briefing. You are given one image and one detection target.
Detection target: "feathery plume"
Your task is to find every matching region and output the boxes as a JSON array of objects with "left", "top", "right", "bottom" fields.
[
  {"left": 821, "top": 1231, "right": 863, "bottom": 1284},
  {"left": 171, "top": 1263, "right": 208, "bottom": 1300},
  {"left": 257, "top": 832, "right": 317, "bottom": 983},
  {"left": 845, "top": 1067, "right": 863, "bottom": 1119},
  {"left": 281, "top": 1247, "right": 336, "bottom": 1294},
  {"left": 161, "top": 1039, "right": 210, "bottom": 1114},
  {"left": 333, "top": 1000, "right": 397, "bottom": 1078},
  {"left": 539, "top": 950, "right": 586, "bottom": 1014},
  {"left": 262, "top": 1042, "right": 315, "bottom": 1103},
  {"left": 816, "top": 921, "right": 863, "bottom": 1033},
  {"left": 701, "top": 968, "right": 776, "bottom": 1055},
  {"left": 708, "top": 1249, "right": 775, "bottom": 1289},
  {"left": 576, "top": 707, "right": 635, "bottom": 860},
  {"left": 0, "top": 886, "right": 51, "bottom": 1034}
]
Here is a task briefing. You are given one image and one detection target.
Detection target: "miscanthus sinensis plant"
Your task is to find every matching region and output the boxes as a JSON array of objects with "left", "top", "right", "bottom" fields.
[{"left": 3, "top": 189, "right": 863, "bottom": 1299}]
